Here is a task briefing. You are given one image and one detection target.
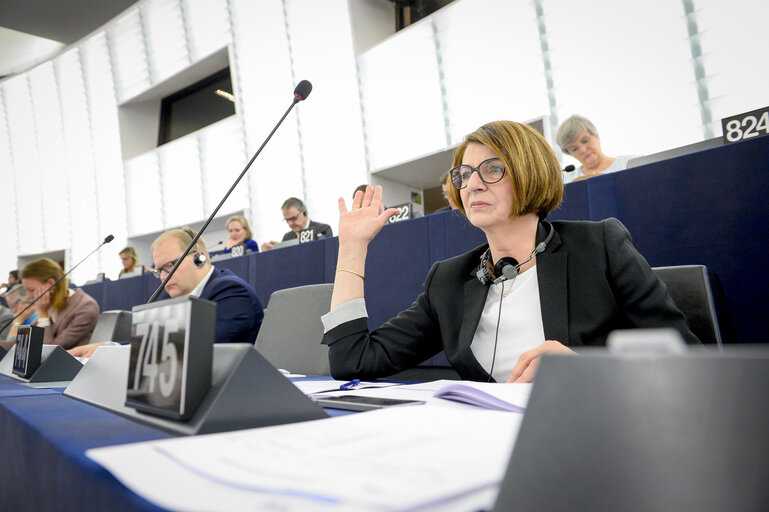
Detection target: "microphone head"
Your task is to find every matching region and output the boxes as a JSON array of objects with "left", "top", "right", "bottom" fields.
[
  {"left": 294, "top": 80, "right": 312, "bottom": 101},
  {"left": 104, "top": 234, "right": 115, "bottom": 244},
  {"left": 563, "top": 164, "right": 575, "bottom": 173}
]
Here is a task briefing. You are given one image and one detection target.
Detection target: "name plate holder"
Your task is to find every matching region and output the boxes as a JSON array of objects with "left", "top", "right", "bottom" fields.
[
  {"left": 125, "top": 295, "right": 215, "bottom": 421},
  {"left": 65, "top": 297, "right": 327, "bottom": 435},
  {"left": 0, "top": 325, "right": 83, "bottom": 383}
]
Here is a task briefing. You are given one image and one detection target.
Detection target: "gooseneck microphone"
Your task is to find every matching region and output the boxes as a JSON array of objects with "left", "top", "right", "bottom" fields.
[
  {"left": 563, "top": 165, "right": 575, "bottom": 173},
  {"left": 147, "top": 80, "right": 313, "bottom": 303},
  {"left": 0, "top": 234, "right": 114, "bottom": 334}
]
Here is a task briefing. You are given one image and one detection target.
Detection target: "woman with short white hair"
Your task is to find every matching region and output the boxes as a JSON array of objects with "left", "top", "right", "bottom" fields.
[{"left": 557, "top": 115, "right": 634, "bottom": 183}]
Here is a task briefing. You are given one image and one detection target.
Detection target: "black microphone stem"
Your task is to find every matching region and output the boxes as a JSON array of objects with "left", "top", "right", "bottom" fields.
[
  {"left": 148, "top": 93, "right": 306, "bottom": 303},
  {"left": 0, "top": 236, "right": 113, "bottom": 335}
]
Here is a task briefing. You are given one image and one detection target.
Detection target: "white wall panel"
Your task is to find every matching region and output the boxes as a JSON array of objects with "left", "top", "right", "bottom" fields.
[
  {"left": 182, "top": 0, "right": 231, "bottom": 62},
  {"left": 158, "top": 134, "right": 204, "bottom": 228},
  {"left": 4, "top": 74, "right": 45, "bottom": 256},
  {"left": 124, "top": 152, "right": 163, "bottom": 236},
  {"left": 108, "top": 8, "right": 151, "bottom": 103},
  {"left": 82, "top": 33, "right": 129, "bottom": 277},
  {"left": 436, "top": 0, "right": 549, "bottom": 145},
  {"left": 143, "top": 0, "right": 190, "bottom": 83},
  {"left": 198, "top": 116, "right": 248, "bottom": 220},
  {"left": 358, "top": 19, "right": 446, "bottom": 171},
  {"left": 55, "top": 49, "right": 101, "bottom": 283},
  {"left": 0, "top": 91, "right": 20, "bottom": 273},
  {"left": 284, "top": 0, "right": 366, "bottom": 232},
  {"left": 694, "top": 0, "right": 769, "bottom": 135},
  {"left": 28, "top": 62, "right": 70, "bottom": 253},
  {"left": 230, "top": 0, "right": 301, "bottom": 244},
  {"left": 544, "top": 0, "right": 701, "bottom": 160}
]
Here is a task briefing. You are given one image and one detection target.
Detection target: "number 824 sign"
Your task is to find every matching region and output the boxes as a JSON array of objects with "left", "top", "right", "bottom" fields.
[{"left": 721, "top": 106, "right": 769, "bottom": 144}]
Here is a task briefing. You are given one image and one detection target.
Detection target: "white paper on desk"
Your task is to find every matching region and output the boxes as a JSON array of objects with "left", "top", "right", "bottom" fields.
[{"left": 87, "top": 406, "right": 522, "bottom": 512}]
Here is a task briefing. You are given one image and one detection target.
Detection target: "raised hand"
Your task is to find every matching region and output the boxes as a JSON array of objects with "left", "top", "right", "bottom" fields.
[{"left": 337, "top": 185, "right": 399, "bottom": 246}]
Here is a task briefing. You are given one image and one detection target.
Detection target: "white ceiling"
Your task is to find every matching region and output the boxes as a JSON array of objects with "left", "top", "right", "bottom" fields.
[{"left": 0, "top": 0, "right": 138, "bottom": 78}]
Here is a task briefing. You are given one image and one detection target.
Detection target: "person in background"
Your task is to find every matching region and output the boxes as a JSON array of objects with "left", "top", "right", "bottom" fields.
[
  {"left": 1, "top": 258, "right": 99, "bottom": 350},
  {"left": 70, "top": 227, "right": 264, "bottom": 358},
  {"left": 260, "top": 197, "right": 333, "bottom": 251},
  {"left": 353, "top": 184, "right": 368, "bottom": 199},
  {"left": 118, "top": 247, "right": 141, "bottom": 276},
  {"left": 322, "top": 120, "right": 698, "bottom": 384},
  {"left": 436, "top": 171, "right": 460, "bottom": 212},
  {"left": 556, "top": 115, "right": 635, "bottom": 184},
  {"left": 0, "top": 270, "right": 22, "bottom": 297},
  {"left": 222, "top": 215, "right": 259, "bottom": 254},
  {"left": 3, "top": 285, "right": 38, "bottom": 331}
]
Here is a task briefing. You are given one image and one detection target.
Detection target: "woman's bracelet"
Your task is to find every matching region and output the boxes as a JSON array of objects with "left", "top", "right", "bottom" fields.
[{"left": 336, "top": 268, "right": 365, "bottom": 281}]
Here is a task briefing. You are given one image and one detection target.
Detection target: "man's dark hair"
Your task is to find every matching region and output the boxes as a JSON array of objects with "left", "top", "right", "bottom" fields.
[
  {"left": 281, "top": 197, "right": 306, "bottom": 213},
  {"left": 9, "top": 270, "right": 19, "bottom": 280}
]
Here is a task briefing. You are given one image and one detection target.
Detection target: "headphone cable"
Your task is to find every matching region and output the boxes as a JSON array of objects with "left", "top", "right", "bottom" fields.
[{"left": 487, "top": 281, "right": 506, "bottom": 382}]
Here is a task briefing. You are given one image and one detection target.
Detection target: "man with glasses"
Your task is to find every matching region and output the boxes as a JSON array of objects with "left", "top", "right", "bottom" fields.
[
  {"left": 69, "top": 228, "right": 263, "bottom": 358},
  {"left": 260, "top": 197, "right": 333, "bottom": 251}
]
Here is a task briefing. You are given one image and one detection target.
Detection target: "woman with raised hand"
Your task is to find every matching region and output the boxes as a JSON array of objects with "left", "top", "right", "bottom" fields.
[{"left": 322, "top": 121, "right": 697, "bottom": 383}]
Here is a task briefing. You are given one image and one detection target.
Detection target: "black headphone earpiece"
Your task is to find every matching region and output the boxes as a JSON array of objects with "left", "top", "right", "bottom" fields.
[
  {"left": 494, "top": 257, "right": 520, "bottom": 282},
  {"left": 476, "top": 222, "right": 555, "bottom": 285},
  {"left": 192, "top": 252, "right": 207, "bottom": 267}
]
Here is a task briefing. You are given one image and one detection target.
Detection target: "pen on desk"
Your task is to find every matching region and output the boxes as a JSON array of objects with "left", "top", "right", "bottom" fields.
[{"left": 339, "top": 379, "right": 360, "bottom": 390}]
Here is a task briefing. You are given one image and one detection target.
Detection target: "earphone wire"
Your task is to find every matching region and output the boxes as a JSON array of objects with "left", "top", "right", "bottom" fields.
[{"left": 488, "top": 279, "right": 509, "bottom": 382}]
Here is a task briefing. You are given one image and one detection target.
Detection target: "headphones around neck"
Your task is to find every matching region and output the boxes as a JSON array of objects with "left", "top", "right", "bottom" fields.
[{"left": 476, "top": 222, "right": 555, "bottom": 285}]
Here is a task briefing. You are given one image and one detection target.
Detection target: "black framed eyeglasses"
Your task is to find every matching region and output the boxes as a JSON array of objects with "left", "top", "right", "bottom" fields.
[
  {"left": 449, "top": 158, "right": 506, "bottom": 189},
  {"left": 283, "top": 210, "right": 306, "bottom": 223},
  {"left": 152, "top": 252, "right": 197, "bottom": 279}
]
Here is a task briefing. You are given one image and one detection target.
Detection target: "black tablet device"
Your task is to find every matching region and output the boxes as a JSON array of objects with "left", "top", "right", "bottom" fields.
[{"left": 313, "top": 395, "right": 425, "bottom": 411}]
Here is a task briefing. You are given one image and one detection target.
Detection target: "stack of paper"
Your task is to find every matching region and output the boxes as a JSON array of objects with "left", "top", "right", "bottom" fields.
[{"left": 88, "top": 406, "right": 523, "bottom": 511}]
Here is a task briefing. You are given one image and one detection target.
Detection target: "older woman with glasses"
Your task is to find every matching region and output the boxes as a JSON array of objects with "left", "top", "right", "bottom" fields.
[
  {"left": 322, "top": 120, "right": 697, "bottom": 383},
  {"left": 557, "top": 114, "right": 635, "bottom": 183}
]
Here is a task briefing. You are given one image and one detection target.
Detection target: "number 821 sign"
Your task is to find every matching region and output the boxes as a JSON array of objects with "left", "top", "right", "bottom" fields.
[
  {"left": 125, "top": 296, "right": 215, "bottom": 421},
  {"left": 722, "top": 106, "right": 769, "bottom": 144}
]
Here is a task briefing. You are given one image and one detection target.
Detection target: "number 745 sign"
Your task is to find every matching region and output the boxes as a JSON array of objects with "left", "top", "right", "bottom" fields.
[{"left": 722, "top": 106, "right": 769, "bottom": 144}]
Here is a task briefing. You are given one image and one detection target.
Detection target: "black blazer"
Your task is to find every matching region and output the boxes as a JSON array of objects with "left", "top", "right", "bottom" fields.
[
  {"left": 282, "top": 220, "right": 333, "bottom": 241},
  {"left": 324, "top": 218, "right": 699, "bottom": 381}
]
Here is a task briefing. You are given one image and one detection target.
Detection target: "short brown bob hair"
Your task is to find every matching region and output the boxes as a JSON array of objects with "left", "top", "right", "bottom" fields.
[{"left": 448, "top": 120, "right": 563, "bottom": 219}]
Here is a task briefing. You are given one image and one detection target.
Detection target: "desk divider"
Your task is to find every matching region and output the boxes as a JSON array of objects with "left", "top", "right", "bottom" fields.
[{"left": 64, "top": 344, "right": 327, "bottom": 436}]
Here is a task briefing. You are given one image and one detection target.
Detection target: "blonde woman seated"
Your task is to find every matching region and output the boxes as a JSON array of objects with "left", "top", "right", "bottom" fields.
[
  {"left": 2, "top": 258, "right": 99, "bottom": 350},
  {"left": 119, "top": 246, "right": 141, "bottom": 276},
  {"left": 557, "top": 115, "right": 635, "bottom": 184},
  {"left": 322, "top": 121, "right": 697, "bottom": 384},
  {"left": 221, "top": 215, "right": 259, "bottom": 254}
]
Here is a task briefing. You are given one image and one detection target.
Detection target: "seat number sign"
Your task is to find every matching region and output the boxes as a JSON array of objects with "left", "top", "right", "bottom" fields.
[
  {"left": 387, "top": 202, "right": 413, "bottom": 224},
  {"left": 125, "top": 296, "right": 214, "bottom": 421},
  {"left": 722, "top": 106, "right": 769, "bottom": 144}
]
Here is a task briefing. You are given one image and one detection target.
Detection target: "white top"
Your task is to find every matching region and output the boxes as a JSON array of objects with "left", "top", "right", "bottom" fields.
[
  {"left": 563, "top": 155, "right": 635, "bottom": 184},
  {"left": 470, "top": 267, "right": 545, "bottom": 382},
  {"left": 189, "top": 266, "right": 214, "bottom": 298}
]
